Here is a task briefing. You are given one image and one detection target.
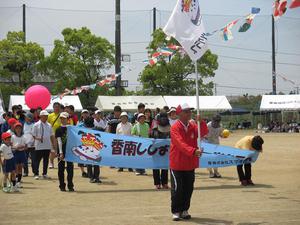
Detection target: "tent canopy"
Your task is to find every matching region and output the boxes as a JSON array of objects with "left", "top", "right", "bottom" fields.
[
  {"left": 9, "top": 95, "right": 83, "bottom": 112},
  {"left": 260, "top": 95, "right": 300, "bottom": 111},
  {"left": 95, "top": 96, "right": 166, "bottom": 111},
  {"left": 220, "top": 107, "right": 250, "bottom": 116},
  {"left": 164, "top": 96, "right": 232, "bottom": 111}
]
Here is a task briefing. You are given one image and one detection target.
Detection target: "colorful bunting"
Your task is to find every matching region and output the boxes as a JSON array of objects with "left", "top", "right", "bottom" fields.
[
  {"left": 289, "top": 0, "right": 300, "bottom": 8},
  {"left": 238, "top": 14, "right": 256, "bottom": 32},
  {"left": 273, "top": 0, "right": 288, "bottom": 20},
  {"left": 221, "top": 19, "right": 239, "bottom": 41},
  {"left": 251, "top": 7, "right": 261, "bottom": 14}
]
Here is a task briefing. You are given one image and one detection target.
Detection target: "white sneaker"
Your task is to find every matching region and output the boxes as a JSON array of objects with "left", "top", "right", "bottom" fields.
[
  {"left": 180, "top": 211, "right": 191, "bottom": 220},
  {"left": 209, "top": 173, "right": 215, "bottom": 178},
  {"left": 215, "top": 172, "right": 222, "bottom": 178},
  {"left": 10, "top": 186, "right": 19, "bottom": 193},
  {"left": 2, "top": 187, "right": 10, "bottom": 193},
  {"left": 49, "top": 163, "right": 54, "bottom": 169},
  {"left": 172, "top": 213, "right": 181, "bottom": 221},
  {"left": 16, "top": 182, "right": 23, "bottom": 188},
  {"left": 42, "top": 175, "right": 51, "bottom": 180},
  {"left": 34, "top": 175, "right": 39, "bottom": 180}
]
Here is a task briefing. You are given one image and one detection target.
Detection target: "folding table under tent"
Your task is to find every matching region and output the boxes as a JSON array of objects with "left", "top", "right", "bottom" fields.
[
  {"left": 8, "top": 95, "right": 83, "bottom": 112},
  {"left": 95, "top": 96, "right": 167, "bottom": 112},
  {"left": 163, "top": 96, "right": 232, "bottom": 111}
]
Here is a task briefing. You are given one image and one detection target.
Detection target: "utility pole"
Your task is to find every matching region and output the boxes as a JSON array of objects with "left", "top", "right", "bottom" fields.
[
  {"left": 153, "top": 7, "right": 157, "bottom": 33},
  {"left": 296, "top": 86, "right": 299, "bottom": 94},
  {"left": 115, "top": 0, "right": 122, "bottom": 96},
  {"left": 272, "top": 15, "right": 276, "bottom": 95},
  {"left": 22, "top": 4, "right": 26, "bottom": 42},
  {"left": 214, "top": 83, "right": 217, "bottom": 96}
]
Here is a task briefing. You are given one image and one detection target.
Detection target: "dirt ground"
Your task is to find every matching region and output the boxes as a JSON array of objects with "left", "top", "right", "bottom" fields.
[{"left": 0, "top": 130, "right": 299, "bottom": 225}]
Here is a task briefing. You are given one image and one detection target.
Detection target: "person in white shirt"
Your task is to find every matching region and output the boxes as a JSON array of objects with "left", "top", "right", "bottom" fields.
[
  {"left": 32, "top": 110, "right": 56, "bottom": 180},
  {"left": 0, "top": 132, "right": 18, "bottom": 192},
  {"left": 116, "top": 112, "right": 133, "bottom": 172},
  {"left": 93, "top": 110, "right": 107, "bottom": 131},
  {"left": 23, "top": 112, "right": 35, "bottom": 176},
  {"left": 11, "top": 122, "right": 27, "bottom": 188},
  {"left": 168, "top": 107, "right": 178, "bottom": 126}
]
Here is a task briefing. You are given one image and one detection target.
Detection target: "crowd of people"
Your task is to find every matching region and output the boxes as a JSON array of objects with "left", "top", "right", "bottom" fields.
[{"left": 0, "top": 102, "right": 264, "bottom": 209}]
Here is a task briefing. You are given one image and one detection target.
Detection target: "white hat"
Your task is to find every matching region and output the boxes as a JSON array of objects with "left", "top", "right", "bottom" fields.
[
  {"left": 137, "top": 113, "right": 146, "bottom": 120},
  {"left": 168, "top": 107, "right": 176, "bottom": 114},
  {"left": 60, "top": 112, "right": 69, "bottom": 119},
  {"left": 94, "top": 109, "right": 102, "bottom": 114},
  {"left": 81, "top": 109, "right": 89, "bottom": 113},
  {"left": 39, "top": 110, "right": 49, "bottom": 116},
  {"left": 176, "top": 103, "right": 194, "bottom": 114},
  {"left": 120, "top": 112, "right": 128, "bottom": 118}
]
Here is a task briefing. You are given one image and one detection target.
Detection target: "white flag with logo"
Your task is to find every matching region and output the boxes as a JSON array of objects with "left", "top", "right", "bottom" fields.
[{"left": 163, "top": 0, "right": 208, "bottom": 61}]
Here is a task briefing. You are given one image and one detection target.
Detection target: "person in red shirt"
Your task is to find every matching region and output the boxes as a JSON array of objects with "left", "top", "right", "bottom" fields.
[{"left": 169, "top": 103, "right": 208, "bottom": 221}]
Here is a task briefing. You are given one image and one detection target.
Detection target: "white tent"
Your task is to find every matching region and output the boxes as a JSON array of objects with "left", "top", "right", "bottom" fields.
[
  {"left": 260, "top": 95, "right": 300, "bottom": 111},
  {"left": 95, "top": 96, "right": 167, "bottom": 111},
  {"left": 9, "top": 95, "right": 83, "bottom": 112},
  {"left": 164, "top": 96, "right": 232, "bottom": 111}
]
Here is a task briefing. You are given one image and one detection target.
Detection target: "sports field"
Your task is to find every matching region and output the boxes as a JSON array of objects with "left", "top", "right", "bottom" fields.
[{"left": 0, "top": 130, "right": 299, "bottom": 225}]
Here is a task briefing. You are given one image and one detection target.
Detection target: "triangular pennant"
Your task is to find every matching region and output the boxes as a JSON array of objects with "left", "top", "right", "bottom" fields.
[
  {"left": 273, "top": 0, "right": 287, "bottom": 20},
  {"left": 289, "top": 0, "right": 300, "bottom": 8}
]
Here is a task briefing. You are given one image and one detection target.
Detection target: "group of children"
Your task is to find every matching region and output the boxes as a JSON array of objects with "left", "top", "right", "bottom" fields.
[{"left": 0, "top": 102, "right": 264, "bottom": 193}]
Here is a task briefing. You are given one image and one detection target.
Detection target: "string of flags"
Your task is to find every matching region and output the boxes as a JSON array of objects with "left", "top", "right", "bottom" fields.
[
  {"left": 276, "top": 73, "right": 298, "bottom": 85},
  {"left": 273, "top": 0, "right": 300, "bottom": 20},
  {"left": 51, "top": 73, "right": 119, "bottom": 101}
]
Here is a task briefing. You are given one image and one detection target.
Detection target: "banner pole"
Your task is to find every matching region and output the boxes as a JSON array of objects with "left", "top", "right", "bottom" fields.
[{"left": 194, "top": 61, "right": 201, "bottom": 149}]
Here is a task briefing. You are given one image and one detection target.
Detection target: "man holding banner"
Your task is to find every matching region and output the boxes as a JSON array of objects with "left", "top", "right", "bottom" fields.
[{"left": 170, "top": 103, "right": 208, "bottom": 221}]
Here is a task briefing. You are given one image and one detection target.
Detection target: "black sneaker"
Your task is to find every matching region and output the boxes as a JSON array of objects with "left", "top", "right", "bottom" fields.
[
  {"left": 128, "top": 168, "right": 133, "bottom": 172},
  {"left": 95, "top": 179, "right": 102, "bottom": 184},
  {"left": 117, "top": 168, "right": 123, "bottom": 172},
  {"left": 68, "top": 188, "right": 75, "bottom": 192},
  {"left": 60, "top": 188, "right": 66, "bottom": 192},
  {"left": 180, "top": 211, "right": 191, "bottom": 220},
  {"left": 82, "top": 172, "right": 88, "bottom": 178},
  {"left": 90, "top": 179, "right": 96, "bottom": 183}
]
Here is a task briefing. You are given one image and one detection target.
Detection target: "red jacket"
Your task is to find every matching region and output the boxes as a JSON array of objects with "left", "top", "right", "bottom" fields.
[{"left": 170, "top": 120, "right": 208, "bottom": 171}]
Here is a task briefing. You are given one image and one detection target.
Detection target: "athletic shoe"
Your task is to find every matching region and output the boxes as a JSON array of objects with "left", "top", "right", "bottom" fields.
[
  {"left": 60, "top": 188, "right": 66, "bottom": 192},
  {"left": 172, "top": 213, "right": 181, "bottom": 221},
  {"left": 241, "top": 180, "right": 248, "bottom": 186},
  {"left": 135, "top": 172, "right": 142, "bottom": 176},
  {"left": 209, "top": 173, "right": 215, "bottom": 178},
  {"left": 34, "top": 175, "right": 39, "bottom": 180},
  {"left": 42, "top": 175, "right": 51, "bottom": 180},
  {"left": 11, "top": 186, "right": 19, "bottom": 193},
  {"left": 155, "top": 185, "right": 161, "bottom": 190},
  {"left": 128, "top": 168, "right": 133, "bottom": 172},
  {"left": 214, "top": 172, "right": 222, "bottom": 178},
  {"left": 95, "top": 179, "right": 102, "bottom": 184},
  {"left": 81, "top": 172, "right": 88, "bottom": 178},
  {"left": 16, "top": 182, "right": 23, "bottom": 188},
  {"left": 180, "top": 211, "right": 191, "bottom": 220},
  {"left": 23, "top": 173, "right": 28, "bottom": 177},
  {"left": 2, "top": 187, "right": 10, "bottom": 193},
  {"left": 117, "top": 168, "right": 123, "bottom": 172},
  {"left": 89, "top": 179, "right": 96, "bottom": 183},
  {"left": 162, "top": 184, "right": 169, "bottom": 189},
  {"left": 49, "top": 163, "right": 54, "bottom": 169},
  {"left": 68, "top": 188, "right": 75, "bottom": 192},
  {"left": 247, "top": 180, "right": 255, "bottom": 186}
]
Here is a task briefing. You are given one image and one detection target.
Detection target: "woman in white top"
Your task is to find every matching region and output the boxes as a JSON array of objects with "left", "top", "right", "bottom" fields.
[{"left": 116, "top": 112, "right": 133, "bottom": 172}]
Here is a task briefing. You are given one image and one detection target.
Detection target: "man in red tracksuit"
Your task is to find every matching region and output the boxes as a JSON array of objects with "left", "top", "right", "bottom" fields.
[{"left": 170, "top": 103, "right": 208, "bottom": 221}]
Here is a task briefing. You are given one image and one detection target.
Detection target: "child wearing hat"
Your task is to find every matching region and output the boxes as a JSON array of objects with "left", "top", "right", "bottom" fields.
[
  {"left": 0, "top": 132, "right": 18, "bottom": 192},
  {"left": 235, "top": 135, "right": 264, "bottom": 186},
  {"left": 55, "top": 112, "right": 74, "bottom": 192},
  {"left": 131, "top": 113, "right": 149, "bottom": 175},
  {"left": 11, "top": 123, "right": 27, "bottom": 188},
  {"left": 116, "top": 112, "right": 133, "bottom": 172}
]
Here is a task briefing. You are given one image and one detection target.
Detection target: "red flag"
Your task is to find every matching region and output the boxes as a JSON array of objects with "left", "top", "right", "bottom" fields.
[
  {"left": 273, "top": 0, "right": 287, "bottom": 19},
  {"left": 289, "top": 0, "right": 300, "bottom": 8}
]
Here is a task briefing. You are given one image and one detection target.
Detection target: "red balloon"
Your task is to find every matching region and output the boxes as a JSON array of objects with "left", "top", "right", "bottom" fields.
[{"left": 25, "top": 85, "right": 51, "bottom": 110}]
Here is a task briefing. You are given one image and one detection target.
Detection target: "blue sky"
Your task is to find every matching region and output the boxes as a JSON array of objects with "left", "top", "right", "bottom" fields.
[{"left": 0, "top": 0, "right": 299, "bottom": 96}]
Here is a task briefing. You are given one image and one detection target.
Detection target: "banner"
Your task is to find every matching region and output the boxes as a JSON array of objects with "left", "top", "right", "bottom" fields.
[
  {"left": 65, "top": 126, "right": 259, "bottom": 169},
  {"left": 163, "top": 0, "right": 208, "bottom": 61}
]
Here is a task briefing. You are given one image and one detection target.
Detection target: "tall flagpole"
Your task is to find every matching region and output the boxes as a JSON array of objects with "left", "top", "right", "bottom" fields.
[{"left": 194, "top": 61, "right": 201, "bottom": 148}]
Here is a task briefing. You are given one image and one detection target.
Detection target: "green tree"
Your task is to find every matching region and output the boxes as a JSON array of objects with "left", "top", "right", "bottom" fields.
[
  {"left": 41, "top": 27, "right": 115, "bottom": 106},
  {"left": 139, "top": 28, "right": 218, "bottom": 96},
  {"left": 0, "top": 31, "right": 44, "bottom": 88}
]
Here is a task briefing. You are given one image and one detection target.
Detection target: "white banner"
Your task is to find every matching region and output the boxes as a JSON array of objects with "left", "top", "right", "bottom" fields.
[{"left": 163, "top": 0, "right": 208, "bottom": 61}]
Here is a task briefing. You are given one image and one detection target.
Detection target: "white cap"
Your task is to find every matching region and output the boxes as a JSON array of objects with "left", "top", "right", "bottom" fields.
[
  {"left": 60, "top": 112, "right": 69, "bottom": 119},
  {"left": 176, "top": 103, "right": 194, "bottom": 114},
  {"left": 95, "top": 109, "right": 102, "bottom": 114},
  {"left": 81, "top": 109, "right": 89, "bottom": 113},
  {"left": 168, "top": 107, "right": 176, "bottom": 114},
  {"left": 120, "top": 112, "right": 128, "bottom": 118},
  {"left": 39, "top": 110, "right": 49, "bottom": 116},
  {"left": 137, "top": 113, "right": 146, "bottom": 120}
]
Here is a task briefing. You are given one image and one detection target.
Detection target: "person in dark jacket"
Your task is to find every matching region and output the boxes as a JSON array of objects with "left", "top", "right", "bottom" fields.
[
  {"left": 151, "top": 112, "right": 170, "bottom": 189},
  {"left": 169, "top": 103, "right": 208, "bottom": 221}
]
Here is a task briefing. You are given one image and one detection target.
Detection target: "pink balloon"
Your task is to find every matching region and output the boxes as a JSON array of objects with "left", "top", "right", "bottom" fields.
[{"left": 25, "top": 85, "right": 51, "bottom": 110}]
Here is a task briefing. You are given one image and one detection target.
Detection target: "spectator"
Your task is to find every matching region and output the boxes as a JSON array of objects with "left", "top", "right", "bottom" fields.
[
  {"left": 107, "top": 106, "right": 122, "bottom": 134},
  {"left": 144, "top": 108, "right": 153, "bottom": 128},
  {"left": 132, "top": 103, "right": 146, "bottom": 124},
  {"left": 93, "top": 110, "right": 107, "bottom": 131},
  {"left": 168, "top": 107, "right": 177, "bottom": 126},
  {"left": 65, "top": 105, "right": 78, "bottom": 125},
  {"left": 23, "top": 113, "right": 35, "bottom": 177}
]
